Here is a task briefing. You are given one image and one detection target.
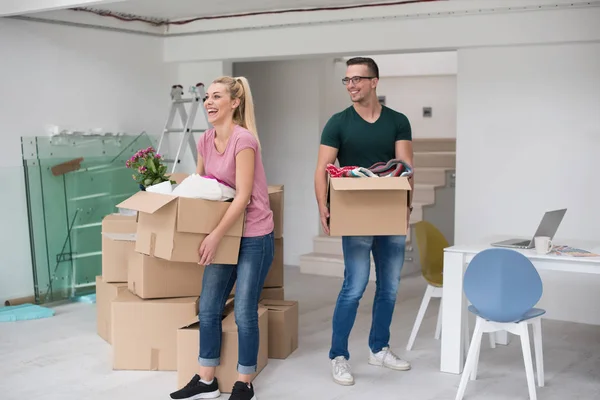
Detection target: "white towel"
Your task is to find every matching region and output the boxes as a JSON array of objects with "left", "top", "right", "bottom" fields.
[{"left": 172, "top": 174, "right": 236, "bottom": 201}]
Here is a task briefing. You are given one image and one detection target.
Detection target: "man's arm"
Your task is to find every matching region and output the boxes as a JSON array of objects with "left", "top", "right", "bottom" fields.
[
  {"left": 315, "top": 114, "right": 341, "bottom": 235},
  {"left": 315, "top": 145, "right": 338, "bottom": 235}
]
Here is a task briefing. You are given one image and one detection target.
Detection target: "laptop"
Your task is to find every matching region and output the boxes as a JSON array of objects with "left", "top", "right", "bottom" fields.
[{"left": 491, "top": 208, "right": 567, "bottom": 249}]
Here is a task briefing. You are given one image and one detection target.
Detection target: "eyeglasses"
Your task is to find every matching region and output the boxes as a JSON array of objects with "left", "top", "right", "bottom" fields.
[{"left": 342, "top": 76, "right": 376, "bottom": 85}]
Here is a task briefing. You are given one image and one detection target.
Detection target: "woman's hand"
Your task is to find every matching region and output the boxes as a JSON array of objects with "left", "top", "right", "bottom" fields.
[{"left": 198, "top": 232, "right": 223, "bottom": 265}]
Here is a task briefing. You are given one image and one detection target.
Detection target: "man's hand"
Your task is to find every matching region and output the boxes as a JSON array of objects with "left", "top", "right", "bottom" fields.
[
  {"left": 198, "top": 231, "right": 223, "bottom": 265},
  {"left": 315, "top": 144, "right": 338, "bottom": 236},
  {"left": 319, "top": 204, "right": 330, "bottom": 235}
]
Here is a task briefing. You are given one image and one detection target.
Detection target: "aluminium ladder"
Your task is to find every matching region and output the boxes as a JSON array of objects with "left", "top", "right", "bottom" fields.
[{"left": 157, "top": 83, "right": 211, "bottom": 173}]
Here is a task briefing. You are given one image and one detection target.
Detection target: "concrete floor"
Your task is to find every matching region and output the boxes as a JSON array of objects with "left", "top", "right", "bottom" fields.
[{"left": 1, "top": 266, "right": 599, "bottom": 400}]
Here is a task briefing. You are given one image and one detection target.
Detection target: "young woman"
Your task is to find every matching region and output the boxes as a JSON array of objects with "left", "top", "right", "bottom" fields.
[{"left": 170, "top": 76, "right": 274, "bottom": 400}]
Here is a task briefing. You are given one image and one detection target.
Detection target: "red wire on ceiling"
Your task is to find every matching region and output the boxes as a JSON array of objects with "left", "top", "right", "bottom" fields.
[{"left": 71, "top": 0, "right": 445, "bottom": 27}]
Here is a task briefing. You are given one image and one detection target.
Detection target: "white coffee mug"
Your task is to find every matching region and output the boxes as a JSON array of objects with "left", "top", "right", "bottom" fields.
[{"left": 534, "top": 236, "right": 553, "bottom": 255}]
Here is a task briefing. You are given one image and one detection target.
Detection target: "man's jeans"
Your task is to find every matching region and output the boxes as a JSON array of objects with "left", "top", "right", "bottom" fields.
[
  {"left": 198, "top": 231, "right": 274, "bottom": 374},
  {"left": 329, "top": 235, "right": 406, "bottom": 360}
]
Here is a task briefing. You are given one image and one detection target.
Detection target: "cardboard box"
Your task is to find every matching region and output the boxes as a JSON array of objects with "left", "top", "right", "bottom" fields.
[
  {"left": 263, "top": 238, "right": 283, "bottom": 288},
  {"left": 111, "top": 291, "right": 198, "bottom": 371},
  {"left": 328, "top": 177, "right": 412, "bottom": 236},
  {"left": 260, "top": 287, "right": 284, "bottom": 301},
  {"left": 102, "top": 214, "right": 137, "bottom": 234},
  {"left": 116, "top": 191, "right": 244, "bottom": 265},
  {"left": 260, "top": 300, "right": 299, "bottom": 359},
  {"left": 128, "top": 253, "right": 205, "bottom": 299},
  {"left": 268, "top": 185, "right": 284, "bottom": 239},
  {"left": 102, "top": 233, "right": 136, "bottom": 283},
  {"left": 96, "top": 276, "right": 128, "bottom": 344},
  {"left": 177, "top": 307, "right": 269, "bottom": 394}
]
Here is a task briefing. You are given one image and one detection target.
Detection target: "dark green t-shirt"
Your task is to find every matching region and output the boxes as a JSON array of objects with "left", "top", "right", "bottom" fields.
[{"left": 320, "top": 105, "right": 412, "bottom": 168}]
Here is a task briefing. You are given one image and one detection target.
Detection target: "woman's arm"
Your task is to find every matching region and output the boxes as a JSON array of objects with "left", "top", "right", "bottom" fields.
[
  {"left": 198, "top": 148, "right": 254, "bottom": 265},
  {"left": 211, "top": 148, "right": 254, "bottom": 239}
]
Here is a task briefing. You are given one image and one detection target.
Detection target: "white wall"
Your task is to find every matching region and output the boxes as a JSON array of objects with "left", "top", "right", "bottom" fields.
[
  {"left": 455, "top": 42, "right": 600, "bottom": 324},
  {"left": 0, "top": 18, "right": 169, "bottom": 304},
  {"left": 234, "top": 59, "right": 346, "bottom": 266},
  {"left": 359, "top": 52, "right": 457, "bottom": 77},
  {"left": 377, "top": 75, "right": 457, "bottom": 138}
]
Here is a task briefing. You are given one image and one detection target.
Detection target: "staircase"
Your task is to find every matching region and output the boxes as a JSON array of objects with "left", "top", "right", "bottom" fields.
[{"left": 299, "top": 138, "right": 456, "bottom": 280}]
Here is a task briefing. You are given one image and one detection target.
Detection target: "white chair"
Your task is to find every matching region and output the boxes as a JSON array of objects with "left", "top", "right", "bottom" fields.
[{"left": 456, "top": 248, "right": 545, "bottom": 400}]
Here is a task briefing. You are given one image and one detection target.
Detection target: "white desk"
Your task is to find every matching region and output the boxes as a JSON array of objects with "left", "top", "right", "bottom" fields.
[{"left": 440, "top": 238, "right": 600, "bottom": 374}]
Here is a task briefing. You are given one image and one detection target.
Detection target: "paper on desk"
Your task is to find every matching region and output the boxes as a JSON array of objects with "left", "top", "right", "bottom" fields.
[{"left": 551, "top": 245, "right": 600, "bottom": 257}]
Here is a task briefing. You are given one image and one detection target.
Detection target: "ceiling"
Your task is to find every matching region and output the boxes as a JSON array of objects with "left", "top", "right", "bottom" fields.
[{"left": 78, "top": 0, "right": 416, "bottom": 20}]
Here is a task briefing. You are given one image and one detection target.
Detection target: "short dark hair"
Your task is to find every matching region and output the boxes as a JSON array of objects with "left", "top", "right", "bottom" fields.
[{"left": 346, "top": 57, "right": 379, "bottom": 79}]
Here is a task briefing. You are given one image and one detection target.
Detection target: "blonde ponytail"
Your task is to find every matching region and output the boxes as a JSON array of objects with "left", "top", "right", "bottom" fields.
[
  {"left": 235, "top": 77, "right": 260, "bottom": 150},
  {"left": 212, "top": 75, "right": 261, "bottom": 151}
]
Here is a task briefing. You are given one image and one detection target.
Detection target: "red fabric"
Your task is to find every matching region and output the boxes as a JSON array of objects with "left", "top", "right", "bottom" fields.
[{"left": 326, "top": 164, "right": 359, "bottom": 178}]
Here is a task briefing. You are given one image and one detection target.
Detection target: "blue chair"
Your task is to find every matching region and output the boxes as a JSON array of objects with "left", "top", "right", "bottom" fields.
[{"left": 455, "top": 248, "right": 545, "bottom": 400}]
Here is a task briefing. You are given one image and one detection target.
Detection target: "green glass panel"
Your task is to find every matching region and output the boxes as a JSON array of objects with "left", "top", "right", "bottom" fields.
[
  {"left": 22, "top": 132, "right": 156, "bottom": 304},
  {"left": 2, "top": 165, "right": 36, "bottom": 305}
]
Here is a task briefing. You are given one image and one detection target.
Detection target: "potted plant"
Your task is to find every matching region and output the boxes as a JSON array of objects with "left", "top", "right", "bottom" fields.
[{"left": 125, "top": 146, "right": 174, "bottom": 192}]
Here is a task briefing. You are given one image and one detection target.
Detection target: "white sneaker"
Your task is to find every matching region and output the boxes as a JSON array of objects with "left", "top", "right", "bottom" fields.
[
  {"left": 369, "top": 347, "right": 411, "bottom": 371},
  {"left": 331, "top": 356, "right": 355, "bottom": 386}
]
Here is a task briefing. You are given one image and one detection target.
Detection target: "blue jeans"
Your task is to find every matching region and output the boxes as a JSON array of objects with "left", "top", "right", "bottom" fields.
[
  {"left": 329, "top": 235, "right": 406, "bottom": 360},
  {"left": 198, "top": 231, "right": 274, "bottom": 374}
]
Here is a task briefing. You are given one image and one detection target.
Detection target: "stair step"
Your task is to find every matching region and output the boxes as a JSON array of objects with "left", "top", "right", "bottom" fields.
[
  {"left": 412, "top": 138, "right": 456, "bottom": 153},
  {"left": 414, "top": 167, "right": 453, "bottom": 186},
  {"left": 299, "top": 252, "right": 420, "bottom": 280},
  {"left": 413, "top": 152, "right": 456, "bottom": 168},
  {"left": 313, "top": 236, "right": 343, "bottom": 255},
  {"left": 411, "top": 202, "right": 426, "bottom": 223},
  {"left": 413, "top": 183, "right": 437, "bottom": 204},
  {"left": 314, "top": 234, "right": 417, "bottom": 256}
]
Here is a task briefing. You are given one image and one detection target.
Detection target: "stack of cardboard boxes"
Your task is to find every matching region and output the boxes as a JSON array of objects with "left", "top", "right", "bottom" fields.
[
  {"left": 96, "top": 179, "right": 298, "bottom": 393},
  {"left": 258, "top": 185, "right": 285, "bottom": 301}
]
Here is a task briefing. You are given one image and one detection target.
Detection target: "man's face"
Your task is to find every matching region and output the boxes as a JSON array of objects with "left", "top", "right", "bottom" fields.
[{"left": 344, "top": 64, "right": 377, "bottom": 103}]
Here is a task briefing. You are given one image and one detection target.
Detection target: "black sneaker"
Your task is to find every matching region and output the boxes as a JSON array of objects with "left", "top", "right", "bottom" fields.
[
  {"left": 229, "top": 381, "right": 256, "bottom": 400},
  {"left": 169, "top": 374, "right": 221, "bottom": 399}
]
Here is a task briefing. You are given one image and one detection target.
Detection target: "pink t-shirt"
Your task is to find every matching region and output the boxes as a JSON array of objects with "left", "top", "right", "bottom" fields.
[{"left": 197, "top": 125, "right": 274, "bottom": 238}]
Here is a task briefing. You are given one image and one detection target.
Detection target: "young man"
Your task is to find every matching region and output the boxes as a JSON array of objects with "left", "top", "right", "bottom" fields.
[{"left": 314, "top": 57, "right": 414, "bottom": 386}]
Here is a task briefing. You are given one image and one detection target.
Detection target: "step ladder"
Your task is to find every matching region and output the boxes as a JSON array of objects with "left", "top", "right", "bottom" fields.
[{"left": 157, "top": 83, "right": 211, "bottom": 173}]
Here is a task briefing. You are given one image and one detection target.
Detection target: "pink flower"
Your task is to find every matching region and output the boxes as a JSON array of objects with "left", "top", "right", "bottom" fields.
[
  {"left": 138, "top": 166, "right": 147, "bottom": 173},
  {"left": 125, "top": 160, "right": 131, "bottom": 168},
  {"left": 155, "top": 154, "right": 161, "bottom": 160}
]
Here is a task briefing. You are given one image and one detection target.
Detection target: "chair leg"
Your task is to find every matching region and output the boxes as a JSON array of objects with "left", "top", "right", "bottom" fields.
[
  {"left": 470, "top": 330, "right": 482, "bottom": 381},
  {"left": 472, "top": 332, "right": 495, "bottom": 380},
  {"left": 435, "top": 297, "right": 443, "bottom": 340},
  {"left": 532, "top": 319, "right": 544, "bottom": 387},
  {"left": 463, "top": 311, "right": 470, "bottom": 358},
  {"left": 406, "top": 284, "right": 434, "bottom": 351},
  {"left": 456, "top": 317, "right": 484, "bottom": 400},
  {"left": 489, "top": 332, "right": 497, "bottom": 349},
  {"left": 519, "top": 323, "right": 538, "bottom": 400}
]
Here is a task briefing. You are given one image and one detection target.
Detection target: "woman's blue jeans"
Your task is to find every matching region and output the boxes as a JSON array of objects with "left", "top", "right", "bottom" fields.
[{"left": 198, "top": 231, "right": 274, "bottom": 374}]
